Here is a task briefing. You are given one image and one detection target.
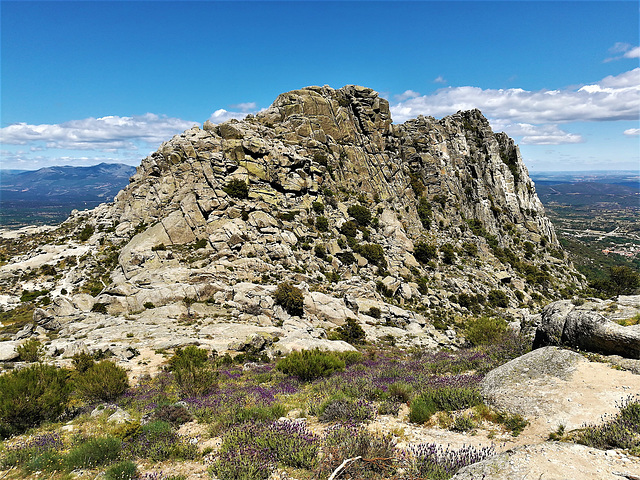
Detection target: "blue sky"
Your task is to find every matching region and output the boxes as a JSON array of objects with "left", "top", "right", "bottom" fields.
[{"left": 1, "top": 1, "right": 638, "bottom": 172}]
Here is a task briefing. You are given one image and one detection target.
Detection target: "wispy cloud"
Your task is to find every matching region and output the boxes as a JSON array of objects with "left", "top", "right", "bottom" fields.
[
  {"left": 208, "top": 109, "right": 251, "bottom": 123},
  {"left": 0, "top": 113, "right": 196, "bottom": 151},
  {"left": 229, "top": 102, "right": 257, "bottom": 111},
  {"left": 623, "top": 128, "right": 640, "bottom": 136},
  {"left": 604, "top": 42, "right": 640, "bottom": 62},
  {"left": 433, "top": 76, "right": 447, "bottom": 84}
]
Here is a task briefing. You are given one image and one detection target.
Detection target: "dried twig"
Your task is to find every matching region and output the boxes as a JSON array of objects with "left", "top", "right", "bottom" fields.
[{"left": 328, "top": 456, "right": 362, "bottom": 480}]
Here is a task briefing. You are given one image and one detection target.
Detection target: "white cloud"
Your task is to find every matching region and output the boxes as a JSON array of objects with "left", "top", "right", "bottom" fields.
[
  {"left": 624, "top": 46, "right": 640, "bottom": 59},
  {"left": 605, "top": 43, "right": 640, "bottom": 62},
  {"left": 390, "top": 68, "right": 640, "bottom": 124},
  {"left": 393, "top": 90, "right": 421, "bottom": 102},
  {"left": 433, "top": 76, "right": 447, "bottom": 84},
  {"left": 229, "top": 102, "right": 257, "bottom": 111},
  {"left": 389, "top": 69, "right": 640, "bottom": 145},
  {"left": 0, "top": 113, "right": 196, "bottom": 151},
  {"left": 623, "top": 128, "right": 640, "bottom": 136},
  {"left": 208, "top": 109, "right": 250, "bottom": 123},
  {"left": 491, "top": 122, "right": 583, "bottom": 145}
]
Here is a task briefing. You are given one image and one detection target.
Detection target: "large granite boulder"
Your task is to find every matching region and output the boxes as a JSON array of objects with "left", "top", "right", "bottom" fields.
[{"left": 534, "top": 296, "right": 640, "bottom": 359}]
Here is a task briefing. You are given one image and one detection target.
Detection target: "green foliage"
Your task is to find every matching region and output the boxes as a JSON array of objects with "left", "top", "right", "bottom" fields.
[
  {"left": 20, "top": 289, "right": 49, "bottom": 303},
  {"left": 409, "top": 172, "right": 425, "bottom": 196},
  {"left": 91, "top": 302, "right": 108, "bottom": 313},
  {"left": 340, "top": 220, "right": 358, "bottom": 238},
  {"left": 105, "top": 460, "right": 138, "bottom": 480},
  {"left": 347, "top": 204, "right": 371, "bottom": 226},
  {"left": 65, "top": 436, "right": 121, "bottom": 469},
  {"left": 414, "top": 242, "right": 437, "bottom": 264},
  {"left": 410, "top": 387, "right": 482, "bottom": 424},
  {"left": 335, "top": 317, "right": 366, "bottom": 345},
  {"left": 74, "top": 360, "right": 129, "bottom": 402},
  {"left": 223, "top": 178, "right": 249, "bottom": 199},
  {"left": 314, "top": 244, "right": 327, "bottom": 260},
  {"left": 440, "top": 243, "right": 456, "bottom": 264},
  {"left": 353, "top": 243, "right": 387, "bottom": 268},
  {"left": 274, "top": 282, "right": 304, "bottom": 316},
  {"left": 367, "top": 306, "right": 382, "bottom": 319},
  {"left": 574, "top": 396, "right": 640, "bottom": 451},
  {"left": 417, "top": 196, "right": 432, "bottom": 229},
  {"left": 16, "top": 338, "right": 43, "bottom": 362},
  {"left": 464, "top": 316, "right": 508, "bottom": 346},
  {"left": 462, "top": 242, "right": 478, "bottom": 257},
  {"left": 315, "top": 215, "right": 329, "bottom": 232},
  {"left": 594, "top": 266, "right": 640, "bottom": 296},
  {"left": 193, "top": 238, "right": 208, "bottom": 249},
  {"left": 151, "top": 243, "right": 167, "bottom": 251},
  {"left": 387, "top": 381, "right": 414, "bottom": 403},
  {"left": 276, "top": 349, "right": 345, "bottom": 381},
  {"left": 72, "top": 352, "right": 95, "bottom": 373},
  {"left": 168, "top": 346, "right": 217, "bottom": 397},
  {"left": 495, "top": 411, "right": 529, "bottom": 437},
  {"left": 143, "top": 301, "right": 155, "bottom": 309},
  {"left": 452, "top": 415, "right": 476, "bottom": 432},
  {"left": 0, "top": 363, "right": 71, "bottom": 437},
  {"left": 487, "top": 289, "right": 509, "bottom": 308},
  {"left": 318, "top": 394, "right": 375, "bottom": 423},
  {"left": 312, "top": 201, "right": 325, "bottom": 214},
  {"left": 78, "top": 224, "right": 95, "bottom": 242}
]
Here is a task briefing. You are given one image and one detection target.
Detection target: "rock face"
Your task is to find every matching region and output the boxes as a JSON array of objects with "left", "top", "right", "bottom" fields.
[
  {"left": 534, "top": 295, "right": 640, "bottom": 359},
  {"left": 0, "top": 85, "right": 584, "bottom": 361},
  {"left": 451, "top": 442, "right": 640, "bottom": 480}
]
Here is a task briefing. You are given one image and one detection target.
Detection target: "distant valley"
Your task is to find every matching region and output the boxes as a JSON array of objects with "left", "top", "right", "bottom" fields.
[{"left": 0, "top": 163, "right": 136, "bottom": 227}]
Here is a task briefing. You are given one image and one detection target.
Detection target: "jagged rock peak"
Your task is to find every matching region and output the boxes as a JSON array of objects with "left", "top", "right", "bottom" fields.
[{"left": 65, "top": 84, "right": 584, "bottom": 319}]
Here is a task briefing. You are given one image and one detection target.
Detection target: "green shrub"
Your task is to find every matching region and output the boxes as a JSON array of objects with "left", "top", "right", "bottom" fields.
[
  {"left": 72, "top": 352, "right": 95, "bottom": 373},
  {"left": 312, "top": 201, "right": 325, "bottom": 214},
  {"left": 347, "top": 204, "right": 371, "bottom": 226},
  {"left": 105, "top": 460, "right": 138, "bottom": 480},
  {"left": 315, "top": 216, "right": 329, "bottom": 232},
  {"left": 353, "top": 243, "right": 386, "bottom": 267},
  {"left": 151, "top": 243, "right": 167, "bottom": 251},
  {"left": 414, "top": 242, "right": 437, "bottom": 263},
  {"left": 417, "top": 196, "right": 432, "bottom": 229},
  {"left": 274, "top": 282, "right": 304, "bottom": 316},
  {"left": 410, "top": 387, "right": 482, "bottom": 424},
  {"left": 319, "top": 395, "right": 375, "bottom": 423},
  {"left": 440, "top": 243, "right": 456, "bottom": 264},
  {"left": 367, "top": 307, "right": 382, "bottom": 319},
  {"left": 78, "top": 224, "right": 95, "bottom": 242},
  {"left": 338, "top": 251, "right": 356, "bottom": 265},
  {"left": 496, "top": 411, "right": 529, "bottom": 437},
  {"left": 0, "top": 363, "right": 71, "bottom": 437},
  {"left": 314, "top": 244, "right": 327, "bottom": 259},
  {"left": 16, "top": 338, "right": 43, "bottom": 362},
  {"left": 487, "top": 289, "right": 509, "bottom": 308},
  {"left": 91, "top": 302, "right": 108, "bottom": 313},
  {"left": 464, "top": 316, "right": 508, "bottom": 346},
  {"left": 143, "top": 302, "right": 155, "bottom": 309},
  {"left": 335, "top": 317, "right": 366, "bottom": 345},
  {"left": 387, "top": 381, "right": 414, "bottom": 403},
  {"left": 452, "top": 415, "right": 476, "bottom": 432},
  {"left": 276, "top": 349, "right": 345, "bottom": 381},
  {"left": 223, "top": 178, "right": 249, "bottom": 199},
  {"left": 340, "top": 220, "right": 358, "bottom": 238},
  {"left": 74, "top": 360, "right": 129, "bottom": 402},
  {"left": 168, "top": 346, "right": 217, "bottom": 397},
  {"left": 20, "top": 289, "right": 49, "bottom": 303},
  {"left": 65, "top": 436, "right": 121, "bottom": 469}
]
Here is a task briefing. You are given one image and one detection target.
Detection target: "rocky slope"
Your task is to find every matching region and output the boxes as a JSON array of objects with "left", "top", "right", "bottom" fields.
[{"left": 0, "top": 85, "right": 585, "bottom": 361}]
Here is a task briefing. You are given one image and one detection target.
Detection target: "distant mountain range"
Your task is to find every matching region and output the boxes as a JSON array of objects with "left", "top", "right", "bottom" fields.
[{"left": 0, "top": 163, "right": 136, "bottom": 227}]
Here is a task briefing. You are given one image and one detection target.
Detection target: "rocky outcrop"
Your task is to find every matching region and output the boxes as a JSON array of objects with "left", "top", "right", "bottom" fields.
[
  {"left": 0, "top": 84, "right": 584, "bottom": 365},
  {"left": 451, "top": 442, "right": 640, "bottom": 480},
  {"left": 480, "top": 346, "right": 640, "bottom": 431},
  {"left": 534, "top": 296, "right": 640, "bottom": 359}
]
